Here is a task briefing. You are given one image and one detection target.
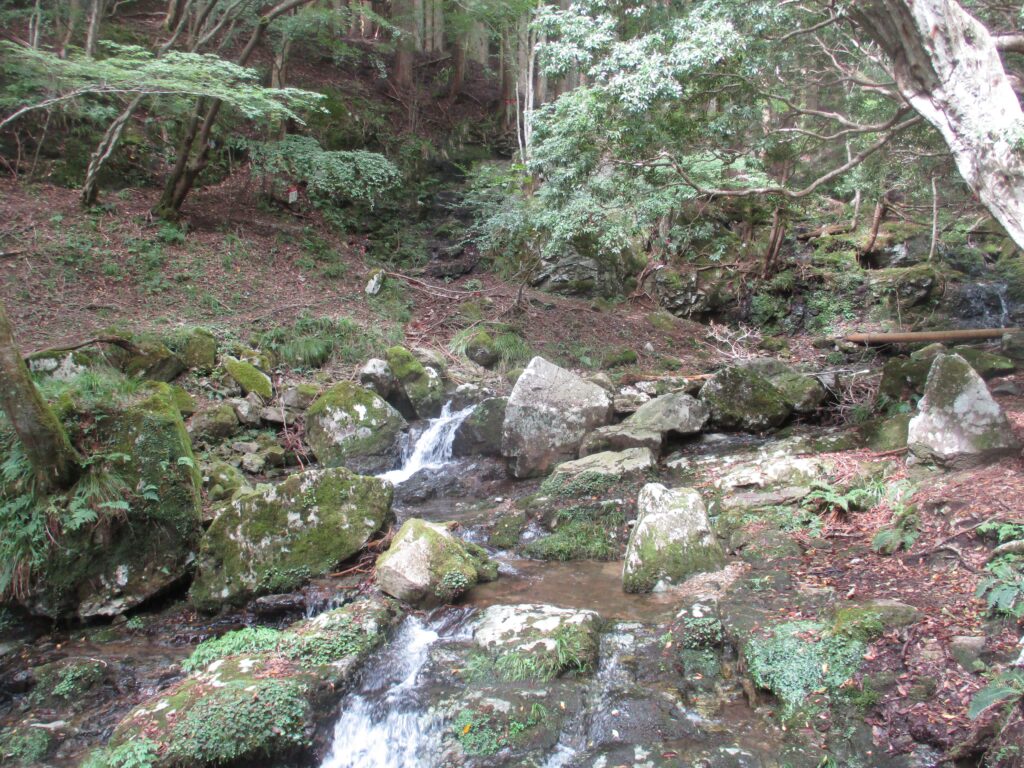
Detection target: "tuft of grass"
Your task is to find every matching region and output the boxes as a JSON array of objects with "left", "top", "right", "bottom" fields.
[{"left": 253, "top": 314, "right": 385, "bottom": 369}]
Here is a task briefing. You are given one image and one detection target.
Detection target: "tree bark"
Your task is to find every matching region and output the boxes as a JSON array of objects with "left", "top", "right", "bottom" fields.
[
  {"left": 0, "top": 301, "right": 79, "bottom": 493},
  {"left": 851, "top": 0, "right": 1024, "bottom": 251},
  {"left": 392, "top": 0, "right": 416, "bottom": 89}
]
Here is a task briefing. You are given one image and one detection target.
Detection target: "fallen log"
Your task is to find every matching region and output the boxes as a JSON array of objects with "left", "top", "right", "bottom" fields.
[{"left": 844, "top": 328, "right": 1022, "bottom": 345}]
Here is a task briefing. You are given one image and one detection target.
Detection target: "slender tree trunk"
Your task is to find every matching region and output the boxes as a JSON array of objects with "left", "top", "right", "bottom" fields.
[
  {"left": 82, "top": 94, "right": 144, "bottom": 206},
  {"left": 392, "top": 0, "right": 416, "bottom": 89},
  {"left": 852, "top": 0, "right": 1024, "bottom": 251},
  {"left": 85, "top": 0, "right": 104, "bottom": 57},
  {"left": 165, "top": 0, "right": 188, "bottom": 30},
  {"left": 0, "top": 301, "right": 79, "bottom": 493},
  {"left": 447, "top": 34, "right": 465, "bottom": 101}
]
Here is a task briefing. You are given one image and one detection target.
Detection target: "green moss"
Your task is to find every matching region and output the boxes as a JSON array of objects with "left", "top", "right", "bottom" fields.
[
  {"left": 831, "top": 607, "right": 885, "bottom": 642},
  {"left": 701, "top": 367, "right": 791, "bottom": 431},
  {"left": 183, "top": 627, "right": 284, "bottom": 672},
  {"left": 489, "top": 511, "right": 527, "bottom": 549},
  {"left": 30, "top": 657, "right": 105, "bottom": 708},
  {"left": 384, "top": 346, "right": 443, "bottom": 418},
  {"left": 190, "top": 468, "right": 391, "bottom": 611},
  {"left": 745, "top": 620, "right": 865, "bottom": 720},
  {"left": 877, "top": 357, "right": 931, "bottom": 402},
  {"left": 523, "top": 520, "right": 617, "bottom": 561},
  {"left": 304, "top": 381, "right": 406, "bottom": 472},
  {"left": 600, "top": 347, "right": 638, "bottom": 368},
  {"left": 122, "top": 338, "right": 185, "bottom": 382},
  {"left": 951, "top": 346, "right": 1016, "bottom": 379},
  {"left": 173, "top": 327, "right": 218, "bottom": 372},
  {"left": 222, "top": 356, "right": 272, "bottom": 400},
  {"left": 169, "top": 385, "right": 196, "bottom": 416},
  {"left": 647, "top": 310, "right": 682, "bottom": 332}
]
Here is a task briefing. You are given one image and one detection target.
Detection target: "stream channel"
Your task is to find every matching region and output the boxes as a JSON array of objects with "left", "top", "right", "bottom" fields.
[{"left": 305, "top": 403, "right": 931, "bottom": 768}]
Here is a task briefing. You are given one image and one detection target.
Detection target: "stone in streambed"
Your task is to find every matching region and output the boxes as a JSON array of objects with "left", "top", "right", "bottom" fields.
[{"left": 304, "top": 381, "right": 406, "bottom": 475}]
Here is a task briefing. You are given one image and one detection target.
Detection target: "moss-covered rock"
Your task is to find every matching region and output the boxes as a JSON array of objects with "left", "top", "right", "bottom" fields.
[
  {"left": 203, "top": 460, "right": 247, "bottom": 502},
  {"left": 623, "top": 484, "right": 725, "bottom": 593},
  {"left": 123, "top": 339, "right": 186, "bottom": 382},
  {"left": 22, "top": 383, "right": 203, "bottom": 620},
  {"left": 26, "top": 349, "right": 94, "bottom": 380},
  {"left": 0, "top": 725, "right": 53, "bottom": 766},
  {"left": 770, "top": 371, "right": 827, "bottom": 415},
  {"left": 305, "top": 381, "right": 407, "bottom": 475},
  {"left": 222, "top": 355, "right": 272, "bottom": 400},
  {"left": 279, "top": 383, "right": 319, "bottom": 410},
  {"left": 877, "top": 356, "right": 932, "bottom": 402},
  {"left": 169, "top": 385, "right": 196, "bottom": 416},
  {"left": 190, "top": 467, "right": 391, "bottom": 611},
  {"left": 858, "top": 413, "right": 911, "bottom": 452},
  {"left": 831, "top": 599, "right": 920, "bottom": 642},
  {"left": 376, "top": 518, "right": 497, "bottom": 606},
  {"left": 105, "top": 597, "right": 399, "bottom": 768},
  {"left": 384, "top": 345, "right": 445, "bottom": 419},
  {"left": 179, "top": 327, "right": 218, "bottom": 372},
  {"left": 699, "top": 366, "right": 792, "bottom": 432},
  {"left": 29, "top": 657, "right": 107, "bottom": 709},
  {"left": 868, "top": 264, "right": 939, "bottom": 308},
  {"left": 907, "top": 353, "right": 1020, "bottom": 468},
  {"left": 950, "top": 346, "right": 1016, "bottom": 379},
  {"left": 452, "top": 397, "right": 506, "bottom": 457},
  {"left": 473, "top": 603, "right": 600, "bottom": 677},
  {"left": 601, "top": 346, "right": 638, "bottom": 368},
  {"left": 464, "top": 330, "right": 499, "bottom": 368},
  {"left": 187, "top": 402, "right": 240, "bottom": 443}
]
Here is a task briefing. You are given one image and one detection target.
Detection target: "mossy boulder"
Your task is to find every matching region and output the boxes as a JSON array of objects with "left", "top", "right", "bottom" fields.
[
  {"left": 26, "top": 349, "right": 93, "bottom": 380},
  {"left": 187, "top": 402, "right": 240, "bottom": 443},
  {"left": 375, "top": 518, "right": 497, "bottom": 606},
  {"left": 699, "top": 367, "right": 792, "bottom": 432},
  {"left": 878, "top": 356, "right": 932, "bottom": 402},
  {"left": 179, "top": 327, "right": 218, "bottom": 372},
  {"left": 190, "top": 467, "right": 392, "bottom": 611},
  {"left": 279, "top": 383, "right": 319, "bottom": 410},
  {"left": 831, "top": 599, "right": 920, "bottom": 642},
  {"left": 123, "top": 339, "right": 186, "bottom": 382},
  {"left": 464, "top": 330, "right": 500, "bottom": 368},
  {"left": 858, "top": 413, "right": 911, "bottom": 452},
  {"left": 869, "top": 264, "right": 939, "bottom": 308},
  {"left": 21, "top": 383, "right": 203, "bottom": 620},
  {"left": 169, "top": 385, "right": 196, "bottom": 416},
  {"left": 104, "top": 597, "right": 398, "bottom": 768},
  {"left": 222, "top": 355, "right": 272, "bottom": 400},
  {"left": 770, "top": 371, "right": 827, "bottom": 415},
  {"left": 549, "top": 447, "right": 656, "bottom": 484},
  {"left": 623, "top": 484, "right": 725, "bottom": 593},
  {"left": 907, "top": 353, "right": 1020, "bottom": 468},
  {"left": 203, "top": 461, "right": 247, "bottom": 502},
  {"left": 29, "top": 656, "right": 108, "bottom": 710},
  {"left": 305, "top": 381, "right": 407, "bottom": 475},
  {"left": 950, "top": 346, "right": 1016, "bottom": 379},
  {"left": 452, "top": 397, "right": 507, "bottom": 457},
  {"left": 384, "top": 345, "right": 445, "bottom": 419}
]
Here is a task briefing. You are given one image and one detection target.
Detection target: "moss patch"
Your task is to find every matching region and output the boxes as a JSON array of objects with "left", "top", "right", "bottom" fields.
[{"left": 223, "top": 355, "right": 272, "bottom": 400}]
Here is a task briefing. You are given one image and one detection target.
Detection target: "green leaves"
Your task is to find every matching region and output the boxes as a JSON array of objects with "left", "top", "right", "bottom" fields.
[
  {"left": 968, "top": 671, "right": 1024, "bottom": 719},
  {"left": 1, "top": 42, "right": 324, "bottom": 128}
]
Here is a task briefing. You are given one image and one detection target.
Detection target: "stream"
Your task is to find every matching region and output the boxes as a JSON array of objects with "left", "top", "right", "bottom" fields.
[{"left": 311, "top": 403, "right": 839, "bottom": 768}]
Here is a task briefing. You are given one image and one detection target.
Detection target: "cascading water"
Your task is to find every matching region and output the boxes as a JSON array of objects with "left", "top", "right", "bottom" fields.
[
  {"left": 378, "top": 401, "right": 476, "bottom": 486},
  {"left": 319, "top": 610, "right": 474, "bottom": 768}
]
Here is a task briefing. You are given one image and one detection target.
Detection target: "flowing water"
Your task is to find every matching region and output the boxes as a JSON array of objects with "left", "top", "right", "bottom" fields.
[{"left": 379, "top": 402, "right": 476, "bottom": 486}]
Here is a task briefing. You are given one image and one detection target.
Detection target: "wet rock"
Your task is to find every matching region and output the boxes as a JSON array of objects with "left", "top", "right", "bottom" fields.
[
  {"left": 250, "top": 592, "right": 306, "bottom": 618},
  {"left": 502, "top": 356, "right": 613, "bottom": 478},
  {"left": 623, "top": 484, "right": 725, "bottom": 593},
  {"left": 385, "top": 345, "right": 445, "bottom": 419},
  {"left": 103, "top": 598, "right": 398, "bottom": 768},
  {"left": 187, "top": 402, "right": 240, "bottom": 443},
  {"left": 305, "top": 381, "right": 407, "bottom": 475},
  {"left": 473, "top": 603, "right": 600, "bottom": 673},
  {"left": 359, "top": 358, "right": 395, "bottom": 398},
  {"left": 190, "top": 467, "right": 391, "bottom": 611},
  {"left": 908, "top": 354, "right": 1020, "bottom": 468},
  {"left": 550, "top": 447, "right": 656, "bottom": 482},
  {"left": 375, "top": 519, "right": 497, "bottom": 606},
  {"left": 21, "top": 384, "right": 202, "bottom": 620},
  {"left": 700, "top": 367, "right": 792, "bottom": 432},
  {"left": 452, "top": 397, "right": 506, "bottom": 457}
]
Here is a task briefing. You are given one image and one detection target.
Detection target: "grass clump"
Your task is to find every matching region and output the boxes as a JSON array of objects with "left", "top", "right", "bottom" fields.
[
  {"left": 253, "top": 314, "right": 385, "bottom": 369},
  {"left": 523, "top": 520, "right": 617, "bottom": 561}
]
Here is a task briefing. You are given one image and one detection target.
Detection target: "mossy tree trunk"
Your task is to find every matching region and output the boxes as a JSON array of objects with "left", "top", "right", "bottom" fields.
[{"left": 0, "top": 300, "right": 79, "bottom": 493}]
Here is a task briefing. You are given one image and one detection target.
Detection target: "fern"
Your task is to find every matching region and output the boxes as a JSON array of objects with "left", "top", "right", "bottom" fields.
[
  {"left": 968, "top": 672, "right": 1024, "bottom": 719},
  {"left": 976, "top": 557, "right": 1024, "bottom": 618}
]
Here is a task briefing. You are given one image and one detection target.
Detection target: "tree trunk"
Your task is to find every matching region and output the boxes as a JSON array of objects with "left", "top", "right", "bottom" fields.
[
  {"left": 851, "top": 0, "right": 1024, "bottom": 251},
  {"left": 82, "top": 94, "right": 144, "bottom": 206},
  {"left": 0, "top": 301, "right": 79, "bottom": 493},
  {"left": 392, "top": 0, "right": 416, "bottom": 89}
]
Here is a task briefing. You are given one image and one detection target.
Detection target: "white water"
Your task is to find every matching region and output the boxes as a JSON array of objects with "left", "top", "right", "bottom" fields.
[
  {"left": 378, "top": 402, "right": 475, "bottom": 486},
  {"left": 319, "top": 613, "right": 471, "bottom": 768}
]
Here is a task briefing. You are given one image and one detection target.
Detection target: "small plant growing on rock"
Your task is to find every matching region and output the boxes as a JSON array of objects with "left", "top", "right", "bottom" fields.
[{"left": 435, "top": 570, "right": 471, "bottom": 602}]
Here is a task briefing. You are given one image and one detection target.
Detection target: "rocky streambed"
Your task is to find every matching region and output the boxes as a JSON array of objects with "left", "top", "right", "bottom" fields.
[{"left": 3, "top": 341, "right": 1024, "bottom": 768}]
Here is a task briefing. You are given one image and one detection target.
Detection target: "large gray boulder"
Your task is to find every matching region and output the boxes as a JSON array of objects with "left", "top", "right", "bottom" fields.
[
  {"left": 623, "top": 484, "right": 725, "bottom": 593},
  {"left": 583, "top": 391, "right": 709, "bottom": 453},
  {"left": 549, "top": 447, "right": 655, "bottom": 483},
  {"left": 190, "top": 467, "right": 391, "bottom": 611},
  {"left": 305, "top": 381, "right": 407, "bottom": 474},
  {"left": 375, "top": 519, "right": 497, "bottom": 606},
  {"left": 699, "top": 367, "right": 792, "bottom": 432},
  {"left": 908, "top": 354, "right": 1020, "bottom": 468},
  {"left": 501, "top": 357, "right": 613, "bottom": 478}
]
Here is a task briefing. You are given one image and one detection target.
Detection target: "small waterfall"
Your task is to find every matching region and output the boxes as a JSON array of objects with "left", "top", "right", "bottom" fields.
[
  {"left": 319, "top": 610, "right": 474, "bottom": 768},
  {"left": 379, "top": 402, "right": 475, "bottom": 486}
]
